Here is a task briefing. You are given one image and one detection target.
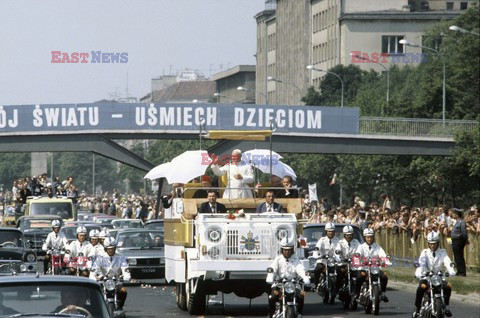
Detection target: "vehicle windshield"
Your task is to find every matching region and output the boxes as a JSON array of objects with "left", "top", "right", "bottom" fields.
[
  {"left": 60, "top": 227, "right": 77, "bottom": 241},
  {"left": 30, "top": 202, "right": 73, "bottom": 219},
  {"left": 0, "top": 283, "right": 109, "bottom": 317},
  {"left": 145, "top": 222, "right": 164, "bottom": 231},
  {"left": 18, "top": 220, "right": 53, "bottom": 231},
  {"left": 117, "top": 230, "right": 164, "bottom": 249},
  {"left": 112, "top": 220, "right": 143, "bottom": 229},
  {"left": 0, "top": 231, "right": 24, "bottom": 247},
  {"left": 303, "top": 225, "right": 364, "bottom": 245}
]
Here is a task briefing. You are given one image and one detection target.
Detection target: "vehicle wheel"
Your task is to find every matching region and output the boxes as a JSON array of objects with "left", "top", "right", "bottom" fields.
[
  {"left": 322, "top": 289, "right": 329, "bottom": 304},
  {"left": 186, "top": 279, "right": 206, "bottom": 315},
  {"left": 328, "top": 277, "right": 336, "bottom": 304},
  {"left": 372, "top": 285, "right": 380, "bottom": 315},
  {"left": 107, "top": 302, "right": 115, "bottom": 317},
  {"left": 351, "top": 298, "right": 358, "bottom": 310},
  {"left": 176, "top": 283, "right": 187, "bottom": 311},
  {"left": 433, "top": 298, "right": 444, "bottom": 318},
  {"left": 285, "top": 305, "right": 295, "bottom": 318},
  {"left": 343, "top": 295, "right": 350, "bottom": 309}
]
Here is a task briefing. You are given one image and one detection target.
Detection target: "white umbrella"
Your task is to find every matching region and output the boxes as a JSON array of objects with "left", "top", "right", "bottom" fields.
[
  {"left": 144, "top": 162, "right": 172, "bottom": 180},
  {"left": 162, "top": 150, "right": 209, "bottom": 184},
  {"left": 255, "top": 160, "right": 297, "bottom": 180},
  {"left": 243, "top": 149, "right": 283, "bottom": 166}
]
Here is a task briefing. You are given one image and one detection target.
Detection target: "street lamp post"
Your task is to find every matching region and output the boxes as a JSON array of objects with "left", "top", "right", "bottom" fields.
[
  {"left": 267, "top": 76, "right": 302, "bottom": 103},
  {"left": 350, "top": 53, "right": 389, "bottom": 115},
  {"left": 306, "top": 65, "right": 344, "bottom": 107},
  {"left": 237, "top": 86, "right": 268, "bottom": 105},
  {"left": 399, "top": 39, "right": 446, "bottom": 126},
  {"left": 213, "top": 92, "right": 243, "bottom": 103},
  {"left": 449, "top": 25, "right": 480, "bottom": 36}
]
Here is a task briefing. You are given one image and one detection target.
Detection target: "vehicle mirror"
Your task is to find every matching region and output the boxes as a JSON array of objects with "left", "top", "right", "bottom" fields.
[{"left": 267, "top": 267, "right": 274, "bottom": 273}]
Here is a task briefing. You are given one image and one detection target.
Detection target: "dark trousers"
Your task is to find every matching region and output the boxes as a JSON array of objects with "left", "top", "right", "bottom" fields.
[
  {"left": 415, "top": 280, "right": 451, "bottom": 310},
  {"left": 356, "top": 270, "right": 388, "bottom": 295},
  {"left": 268, "top": 287, "right": 304, "bottom": 317},
  {"left": 451, "top": 238, "right": 467, "bottom": 276}
]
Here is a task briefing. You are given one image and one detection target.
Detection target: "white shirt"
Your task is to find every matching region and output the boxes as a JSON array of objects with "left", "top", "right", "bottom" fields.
[
  {"left": 267, "top": 254, "right": 309, "bottom": 282},
  {"left": 314, "top": 236, "right": 343, "bottom": 259},
  {"left": 42, "top": 231, "right": 69, "bottom": 251},
  {"left": 415, "top": 248, "right": 455, "bottom": 278},
  {"left": 339, "top": 238, "right": 361, "bottom": 259},
  {"left": 90, "top": 252, "right": 131, "bottom": 282},
  {"left": 211, "top": 162, "right": 254, "bottom": 199},
  {"left": 354, "top": 242, "right": 392, "bottom": 270},
  {"left": 68, "top": 240, "right": 93, "bottom": 257}
]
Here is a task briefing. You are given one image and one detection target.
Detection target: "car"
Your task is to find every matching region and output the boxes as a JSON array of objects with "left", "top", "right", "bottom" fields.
[
  {"left": 77, "top": 210, "right": 93, "bottom": 221},
  {"left": 93, "top": 215, "right": 116, "bottom": 226},
  {"left": 16, "top": 215, "right": 63, "bottom": 257},
  {"left": 143, "top": 219, "right": 164, "bottom": 231},
  {"left": 60, "top": 224, "right": 102, "bottom": 243},
  {"left": 111, "top": 219, "right": 143, "bottom": 229},
  {"left": 24, "top": 196, "right": 77, "bottom": 222},
  {"left": 302, "top": 223, "right": 364, "bottom": 256},
  {"left": 114, "top": 229, "right": 164, "bottom": 279},
  {"left": 0, "top": 228, "right": 37, "bottom": 275},
  {"left": 0, "top": 275, "right": 114, "bottom": 317}
]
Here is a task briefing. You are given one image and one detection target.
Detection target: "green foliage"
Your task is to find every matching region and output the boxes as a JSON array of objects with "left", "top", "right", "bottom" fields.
[{"left": 0, "top": 153, "right": 31, "bottom": 189}]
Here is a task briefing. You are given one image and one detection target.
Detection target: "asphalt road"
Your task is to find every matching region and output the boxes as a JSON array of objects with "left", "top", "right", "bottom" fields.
[{"left": 124, "top": 279, "right": 480, "bottom": 318}]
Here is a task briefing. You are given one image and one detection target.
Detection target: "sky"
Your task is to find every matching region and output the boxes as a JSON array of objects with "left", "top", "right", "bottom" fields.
[{"left": 0, "top": 0, "right": 264, "bottom": 105}]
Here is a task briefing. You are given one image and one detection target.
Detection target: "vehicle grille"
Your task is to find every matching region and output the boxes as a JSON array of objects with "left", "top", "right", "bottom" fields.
[
  {"left": 226, "top": 229, "right": 274, "bottom": 259},
  {"left": 0, "top": 261, "right": 21, "bottom": 274},
  {"left": 136, "top": 258, "right": 160, "bottom": 266}
]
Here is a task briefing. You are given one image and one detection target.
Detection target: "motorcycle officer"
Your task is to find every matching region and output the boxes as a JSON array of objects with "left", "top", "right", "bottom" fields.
[
  {"left": 412, "top": 232, "right": 455, "bottom": 318},
  {"left": 266, "top": 237, "right": 310, "bottom": 318},
  {"left": 90, "top": 237, "right": 130, "bottom": 310},
  {"left": 67, "top": 226, "right": 92, "bottom": 276},
  {"left": 354, "top": 228, "right": 391, "bottom": 302},
  {"left": 87, "top": 230, "right": 103, "bottom": 264},
  {"left": 312, "top": 222, "right": 343, "bottom": 289},
  {"left": 338, "top": 225, "right": 361, "bottom": 292},
  {"left": 42, "top": 220, "right": 68, "bottom": 274}
]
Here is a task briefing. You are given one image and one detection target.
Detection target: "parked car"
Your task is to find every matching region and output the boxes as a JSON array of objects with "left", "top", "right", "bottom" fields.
[
  {"left": 0, "top": 228, "right": 37, "bottom": 275},
  {"left": 16, "top": 215, "right": 63, "bottom": 257},
  {"left": 0, "top": 275, "right": 115, "bottom": 317},
  {"left": 115, "top": 229, "right": 164, "bottom": 279},
  {"left": 143, "top": 219, "right": 164, "bottom": 231},
  {"left": 111, "top": 219, "right": 143, "bottom": 229},
  {"left": 302, "top": 223, "right": 364, "bottom": 256}
]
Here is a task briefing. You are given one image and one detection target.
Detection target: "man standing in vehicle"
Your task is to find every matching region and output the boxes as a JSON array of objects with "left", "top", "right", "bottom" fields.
[
  {"left": 266, "top": 237, "right": 310, "bottom": 318},
  {"left": 210, "top": 149, "right": 254, "bottom": 199},
  {"left": 412, "top": 232, "right": 455, "bottom": 318}
]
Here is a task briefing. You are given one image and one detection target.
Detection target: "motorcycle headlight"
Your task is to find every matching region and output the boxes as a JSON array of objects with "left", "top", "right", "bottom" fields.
[
  {"left": 128, "top": 258, "right": 137, "bottom": 266},
  {"left": 371, "top": 267, "right": 380, "bottom": 275},
  {"left": 327, "top": 259, "right": 335, "bottom": 267},
  {"left": 26, "top": 253, "right": 36, "bottom": 262},
  {"left": 105, "top": 279, "right": 116, "bottom": 291},
  {"left": 431, "top": 275, "right": 441, "bottom": 287},
  {"left": 20, "top": 264, "right": 28, "bottom": 272},
  {"left": 284, "top": 282, "right": 295, "bottom": 294}
]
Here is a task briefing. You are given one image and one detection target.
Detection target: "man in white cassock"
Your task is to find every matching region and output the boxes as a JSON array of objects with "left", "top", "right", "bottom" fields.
[{"left": 210, "top": 149, "right": 254, "bottom": 199}]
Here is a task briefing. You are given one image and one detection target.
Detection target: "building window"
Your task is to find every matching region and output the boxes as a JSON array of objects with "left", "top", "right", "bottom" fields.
[
  {"left": 446, "top": 2, "right": 454, "bottom": 10},
  {"left": 382, "top": 35, "right": 404, "bottom": 54},
  {"left": 460, "top": 2, "right": 468, "bottom": 10},
  {"left": 420, "top": 1, "right": 429, "bottom": 10}
]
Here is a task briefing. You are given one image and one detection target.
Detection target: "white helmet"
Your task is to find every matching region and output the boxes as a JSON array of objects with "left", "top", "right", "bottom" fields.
[
  {"left": 99, "top": 230, "right": 108, "bottom": 239},
  {"left": 280, "top": 237, "right": 294, "bottom": 250},
  {"left": 89, "top": 229, "right": 100, "bottom": 239},
  {"left": 76, "top": 226, "right": 87, "bottom": 235},
  {"left": 325, "top": 222, "right": 335, "bottom": 231},
  {"left": 363, "top": 228, "right": 374, "bottom": 237},
  {"left": 51, "top": 220, "right": 61, "bottom": 228},
  {"left": 427, "top": 231, "right": 440, "bottom": 243},
  {"left": 104, "top": 237, "right": 117, "bottom": 248},
  {"left": 343, "top": 225, "right": 354, "bottom": 234}
]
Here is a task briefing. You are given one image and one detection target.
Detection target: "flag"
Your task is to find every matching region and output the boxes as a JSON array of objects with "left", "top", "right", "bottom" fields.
[
  {"left": 308, "top": 183, "right": 318, "bottom": 202},
  {"left": 329, "top": 173, "right": 337, "bottom": 186}
]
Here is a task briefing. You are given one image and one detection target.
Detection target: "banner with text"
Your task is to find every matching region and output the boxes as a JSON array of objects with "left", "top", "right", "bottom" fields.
[{"left": 0, "top": 103, "right": 359, "bottom": 135}]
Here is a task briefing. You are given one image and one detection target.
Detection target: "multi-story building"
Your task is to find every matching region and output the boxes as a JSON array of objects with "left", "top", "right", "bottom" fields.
[{"left": 255, "top": 0, "right": 472, "bottom": 105}]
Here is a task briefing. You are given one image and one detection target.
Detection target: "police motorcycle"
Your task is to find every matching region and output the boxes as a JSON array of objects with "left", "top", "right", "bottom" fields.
[
  {"left": 267, "top": 269, "right": 305, "bottom": 318},
  {"left": 358, "top": 256, "right": 383, "bottom": 315},
  {"left": 417, "top": 269, "right": 452, "bottom": 318},
  {"left": 309, "top": 250, "right": 342, "bottom": 304},
  {"left": 338, "top": 254, "right": 358, "bottom": 310},
  {"left": 46, "top": 245, "right": 67, "bottom": 275},
  {"left": 75, "top": 252, "right": 90, "bottom": 277},
  {"left": 99, "top": 274, "right": 124, "bottom": 317}
]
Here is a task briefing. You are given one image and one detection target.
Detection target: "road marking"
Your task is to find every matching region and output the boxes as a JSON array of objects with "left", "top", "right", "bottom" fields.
[{"left": 111, "top": 114, "right": 123, "bottom": 119}]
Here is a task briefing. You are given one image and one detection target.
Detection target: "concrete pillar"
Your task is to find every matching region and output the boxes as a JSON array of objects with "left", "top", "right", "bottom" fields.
[{"left": 31, "top": 152, "right": 48, "bottom": 177}]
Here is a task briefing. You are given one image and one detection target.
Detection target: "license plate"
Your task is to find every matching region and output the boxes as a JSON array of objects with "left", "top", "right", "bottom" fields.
[{"left": 141, "top": 268, "right": 156, "bottom": 273}]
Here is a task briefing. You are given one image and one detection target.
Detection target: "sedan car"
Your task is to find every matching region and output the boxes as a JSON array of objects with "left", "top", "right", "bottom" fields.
[
  {"left": 111, "top": 219, "right": 143, "bottom": 229},
  {"left": 143, "top": 219, "right": 164, "bottom": 231},
  {"left": 0, "top": 275, "right": 112, "bottom": 317},
  {"left": 302, "top": 223, "right": 364, "bottom": 256},
  {"left": 16, "top": 215, "right": 63, "bottom": 257},
  {"left": 60, "top": 224, "right": 102, "bottom": 243},
  {"left": 115, "top": 229, "right": 164, "bottom": 279},
  {"left": 0, "top": 228, "right": 37, "bottom": 275}
]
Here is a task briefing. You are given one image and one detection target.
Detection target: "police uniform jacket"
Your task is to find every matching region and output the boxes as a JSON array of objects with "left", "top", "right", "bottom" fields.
[
  {"left": 354, "top": 242, "right": 392, "bottom": 271},
  {"left": 90, "top": 252, "right": 131, "bottom": 281},
  {"left": 68, "top": 240, "right": 93, "bottom": 257},
  {"left": 339, "top": 238, "right": 361, "bottom": 259},
  {"left": 314, "top": 236, "right": 342, "bottom": 259},
  {"left": 415, "top": 248, "right": 455, "bottom": 279},
  {"left": 42, "top": 231, "right": 69, "bottom": 251},
  {"left": 269, "top": 254, "right": 308, "bottom": 281}
]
